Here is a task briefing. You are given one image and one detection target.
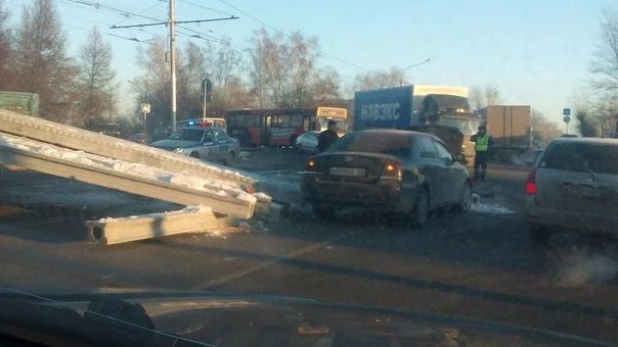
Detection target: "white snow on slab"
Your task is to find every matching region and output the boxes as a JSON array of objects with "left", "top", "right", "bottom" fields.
[
  {"left": 0, "top": 110, "right": 252, "bottom": 183},
  {"left": 470, "top": 203, "right": 515, "bottom": 214},
  {"left": 94, "top": 205, "right": 213, "bottom": 223},
  {"left": 0, "top": 134, "right": 257, "bottom": 204}
]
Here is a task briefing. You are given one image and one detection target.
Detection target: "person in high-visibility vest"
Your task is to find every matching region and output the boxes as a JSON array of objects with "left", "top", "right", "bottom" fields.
[{"left": 470, "top": 124, "right": 493, "bottom": 181}]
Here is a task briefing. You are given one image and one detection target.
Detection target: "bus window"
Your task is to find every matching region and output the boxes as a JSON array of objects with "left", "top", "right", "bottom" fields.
[{"left": 290, "top": 114, "right": 303, "bottom": 127}]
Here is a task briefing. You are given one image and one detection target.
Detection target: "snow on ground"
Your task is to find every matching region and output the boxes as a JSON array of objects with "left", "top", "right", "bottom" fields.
[
  {"left": 556, "top": 251, "right": 618, "bottom": 287},
  {"left": 0, "top": 134, "right": 257, "bottom": 204},
  {"left": 470, "top": 202, "right": 515, "bottom": 214}
]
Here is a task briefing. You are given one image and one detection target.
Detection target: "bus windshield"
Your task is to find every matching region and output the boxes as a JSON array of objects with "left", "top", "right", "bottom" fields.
[{"left": 317, "top": 117, "right": 347, "bottom": 133}]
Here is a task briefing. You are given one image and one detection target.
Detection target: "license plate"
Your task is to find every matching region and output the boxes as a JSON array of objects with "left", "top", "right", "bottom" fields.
[{"left": 329, "top": 167, "right": 366, "bottom": 177}]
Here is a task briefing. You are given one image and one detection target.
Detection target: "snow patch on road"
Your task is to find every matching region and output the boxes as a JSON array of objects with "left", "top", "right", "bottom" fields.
[
  {"left": 0, "top": 134, "right": 256, "bottom": 203},
  {"left": 470, "top": 203, "right": 515, "bottom": 214},
  {"left": 557, "top": 252, "right": 618, "bottom": 287}
]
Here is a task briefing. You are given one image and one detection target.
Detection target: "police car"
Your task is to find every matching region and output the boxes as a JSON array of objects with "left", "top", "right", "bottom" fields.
[{"left": 150, "top": 120, "right": 239, "bottom": 166}]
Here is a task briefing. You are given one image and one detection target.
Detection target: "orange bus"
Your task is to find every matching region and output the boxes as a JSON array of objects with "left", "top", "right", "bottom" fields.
[{"left": 226, "top": 107, "right": 348, "bottom": 147}]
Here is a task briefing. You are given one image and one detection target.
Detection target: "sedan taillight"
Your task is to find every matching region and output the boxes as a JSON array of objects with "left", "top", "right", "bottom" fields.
[{"left": 525, "top": 169, "right": 537, "bottom": 195}]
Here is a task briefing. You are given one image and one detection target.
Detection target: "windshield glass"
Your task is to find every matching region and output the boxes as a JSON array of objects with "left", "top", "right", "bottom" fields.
[
  {"left": 317, "top": 117, "right": 347, "bottom": 132},
  {"left": 542, "top": 142, "right": 618, "bottom": 174},
  {"left": 175, "top": 129, "right": 204, "bottom": 142},
  {"left": 436, "top": 117, "right": 480, "bottom": 136},
  {"left": 1, "top": 1, "right": 616, "bottom": 346}
]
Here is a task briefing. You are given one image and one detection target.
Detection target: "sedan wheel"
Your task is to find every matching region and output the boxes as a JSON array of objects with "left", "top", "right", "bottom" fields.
[
  {"left": 189, "top": 152, "right": 200, "bottom": 159},
  {"left": 411, "top": 188, "right": 429, "bottom": 227},
  {"left": 453, "top": 181, "right": 472, "bottom": 213}
]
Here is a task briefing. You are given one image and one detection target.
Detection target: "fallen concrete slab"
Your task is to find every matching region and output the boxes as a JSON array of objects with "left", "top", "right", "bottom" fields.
[
  {"left": 0, "top": 109, "right": 255, "bottom": 190},
  {"left": 85, "top": 206, "right": 237, "bottom": 245},
  {"left": 0, "top": 134, "right": 256, "bottom": 219}
]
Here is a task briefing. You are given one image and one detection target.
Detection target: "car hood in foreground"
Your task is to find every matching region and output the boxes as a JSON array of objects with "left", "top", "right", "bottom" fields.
[{"left": 0, "top": 290, "right": 610, "bottom": 347}]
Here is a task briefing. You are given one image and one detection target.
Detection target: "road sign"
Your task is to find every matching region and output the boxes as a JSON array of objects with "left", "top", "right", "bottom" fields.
[
  {"left": 140, "top": 103, "right": 151, "bottom": 114},
  {"left": 201, "top": 78, "right": 212, "bottom": 95},
  {"left": 563, "top": 108, "right": 571, "bottom": 116},
  {"left": 563, "top": 115, "right": 571, "bottom": 124}
]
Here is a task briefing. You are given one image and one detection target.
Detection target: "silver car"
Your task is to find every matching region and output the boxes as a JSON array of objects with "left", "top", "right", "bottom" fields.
[
  {"left": 524, "top": 137, "right": 618, "bottom": 243},
  {"left": 296, "top": 131, "right": 319, "bottom": 153},
  {"left": 149, "top": 127, "right": 240, "bottom": 166}
]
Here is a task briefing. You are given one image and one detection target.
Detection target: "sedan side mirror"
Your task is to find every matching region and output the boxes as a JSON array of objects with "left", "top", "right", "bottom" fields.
[{"left": 454, "top": 153, "right": 465, "bottom": 163}]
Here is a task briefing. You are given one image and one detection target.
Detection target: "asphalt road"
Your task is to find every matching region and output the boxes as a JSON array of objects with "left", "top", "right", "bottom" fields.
[{"left": 1, "top": 150, "right": 617, "bottom": 344}]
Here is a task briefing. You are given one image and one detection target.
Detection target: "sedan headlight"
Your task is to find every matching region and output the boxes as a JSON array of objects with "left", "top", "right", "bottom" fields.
[{"left": 173, "top": 148, "right": 185, "bottom": 154}]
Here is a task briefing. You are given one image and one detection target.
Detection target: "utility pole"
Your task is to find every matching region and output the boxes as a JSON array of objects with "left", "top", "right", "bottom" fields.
[
  {"left": 109, "top": 7, "right": 238, "bottom": 133},
  {"left": 170, "top": 0, "right": 177, "bottom": 133}
]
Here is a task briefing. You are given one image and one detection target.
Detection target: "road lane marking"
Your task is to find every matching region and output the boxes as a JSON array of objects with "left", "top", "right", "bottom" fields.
[{"left": 191, "top": 230, "right": 360, "bottom": 290}]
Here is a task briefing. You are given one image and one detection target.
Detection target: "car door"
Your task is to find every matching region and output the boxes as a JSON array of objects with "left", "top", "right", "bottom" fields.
[
  {"left": 416, "top": 135, "right": 447, "bottom": 206},
  {"left": 213, "top": 129, "right": 228, "bottom": 160},
  {"left": 432, "top": 138, "right": 460, "bottom": 203},
  {"left": 303, "top": 132, "right": 318, "bottom": 153},
  {"left": 200, "top": 129, "right": 216, "bottom": 159}
]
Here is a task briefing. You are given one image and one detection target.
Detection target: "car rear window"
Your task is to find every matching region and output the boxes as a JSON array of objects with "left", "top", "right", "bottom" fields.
[
  {"left": 328, "top": 132, "right": 412, "bottom": 158},
  {"left": 541, "top": 142, "right": 618, "bottom": 175}
]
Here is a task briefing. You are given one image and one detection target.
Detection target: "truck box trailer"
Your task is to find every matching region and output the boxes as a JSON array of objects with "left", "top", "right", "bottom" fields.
[
  {"left": 482, "top": 105, "right": 531, "bottom": 148},
  {"left": 353, "top": 85, "right": 481, "bottom": 166}
]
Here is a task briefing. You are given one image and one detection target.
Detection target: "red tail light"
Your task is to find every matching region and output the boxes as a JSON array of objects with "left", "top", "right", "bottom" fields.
[
  {"left": 525, "top": 169, "right": 537, "bottom": 195},
  {"left": 305, "top": 156, "right": 317, "bottom": 171}
]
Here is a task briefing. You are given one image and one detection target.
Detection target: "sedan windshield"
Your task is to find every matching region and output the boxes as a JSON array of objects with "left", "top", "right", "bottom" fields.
[{"left": 175, "top": 129, "right": 204, "bottom": 142}]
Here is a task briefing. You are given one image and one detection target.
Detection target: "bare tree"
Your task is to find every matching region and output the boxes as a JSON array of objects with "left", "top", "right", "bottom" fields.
[
  {"left": 134, "top": 37, "right": 171, "bottom": 130},
  {"left": 530, "top": 109, "right": 562, "bottom": 145},
  {"left": 0, "top": 0, "right": 14, "bottom": 90},
  {"left": 78, "top": 26, "right": 117, "bottom": 126},
  {"left": 284, "top": 31, "right": 319, "bottom": 106},
  {"left": 208, "top": 40, "right": 247, "bottom": 113},
  {"left": 11, "top": 0, "right": 78, "bottom": 122},
  {"left": 354, "top": 67, "right": 404, "bottom": 91},
  {"left": 177, "top": 40, "right": 206, "bottom": 118},
  {"left": 249, "top": 28, "right": 288, "bottom": 107},
  {"left": 591, "top": 9, "right": 618, "bottom": 91},
  {"left": 576, "top": 109, "right": 602, "bottom": 137},
  {"left": 470, "top": 84, "right": 501, "bottom": 111},
  {"left": 312, "top": 66, "right": 341, "bottom": 101}
]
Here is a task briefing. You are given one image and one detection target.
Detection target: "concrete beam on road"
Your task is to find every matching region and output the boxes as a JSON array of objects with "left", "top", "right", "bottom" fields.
[
  {"left": 0, "top": 109, "right": 255, "bottom": 190},
  {"left": 0, "top": 142, "right": 255, "bottom": 219},
  {"left": 85, "top": 206, "right": 237, "bottom": 245}
]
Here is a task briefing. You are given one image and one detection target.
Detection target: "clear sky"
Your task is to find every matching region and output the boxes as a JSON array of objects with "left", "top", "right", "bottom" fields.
[{"left": 4, "top": 0, "right": 617, "bottom": 126}]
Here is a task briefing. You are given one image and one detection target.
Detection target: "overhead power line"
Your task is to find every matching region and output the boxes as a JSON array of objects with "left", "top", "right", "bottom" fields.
[
  {"left": 107, "top": 0, "right": 238, "bottom": 132},
  {"left": 177, "top": 0, "right": 234, "bottom": 17},
  {"left": 213, "top": 0, "right": 368, "bottom": 71}
]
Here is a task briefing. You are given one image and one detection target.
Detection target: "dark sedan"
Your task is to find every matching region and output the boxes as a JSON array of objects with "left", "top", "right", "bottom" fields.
[{"left": 301, "top": 129, "right": 472, "bottom": 226}]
